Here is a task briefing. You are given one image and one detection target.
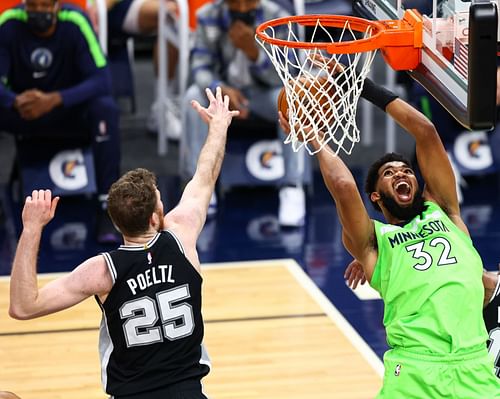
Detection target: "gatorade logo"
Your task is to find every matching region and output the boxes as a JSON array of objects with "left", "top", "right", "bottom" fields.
[
  {"left": 245, "top": 140, "right": 284, "bottom": 181},
  {"left": 49, "top": 149, "right": 88, "bottom": 191},
  {"left": 50, "top": 223, "right": 87, "bottom": 250},
  {"left": 247, "top": 215, "right": 280, "bottom": 241},
  {"left": 453, "top": 131, "right": 493, "bottom": 171}
]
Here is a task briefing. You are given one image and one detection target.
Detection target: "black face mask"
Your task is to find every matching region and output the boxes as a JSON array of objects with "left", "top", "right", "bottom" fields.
[
  {"left": 229, "top": 10, "right": 256, "bottom": 26},
  {"left": 27, "top": 11, "right": 55, "bottom": 34}
]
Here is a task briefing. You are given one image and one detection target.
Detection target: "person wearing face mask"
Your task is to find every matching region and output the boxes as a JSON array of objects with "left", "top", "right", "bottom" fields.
[
  {"left": 181, "top": 0, "right": 307, "bottom": 228},
  {"left": 0, "top": 0, "right": 121, "bottom": 244}
]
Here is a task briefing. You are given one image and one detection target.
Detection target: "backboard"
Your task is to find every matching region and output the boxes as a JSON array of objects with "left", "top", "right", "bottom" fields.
[{"left": 352, "top": 0, "right": 498, "bottom": 130}]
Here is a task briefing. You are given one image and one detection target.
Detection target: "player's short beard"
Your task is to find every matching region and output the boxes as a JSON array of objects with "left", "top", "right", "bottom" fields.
[
  {"left": 379, "top": 189, "right": 426, "bottom": 223},
  {"left": 155, "top": 209, "right": 165, "bottom": 232}
]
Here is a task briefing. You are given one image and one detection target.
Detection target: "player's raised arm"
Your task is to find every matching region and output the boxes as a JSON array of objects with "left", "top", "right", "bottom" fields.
[
  {"left": 314, "top": 140, "right": 376, "bottom": 270},
  {"left": 360, "top": 77, "right": 465, "bottom": 232},
  {"left": 279, "top": 113, "right": 377, "bottom": 280},
  {"left": 164, "top": 87, "right": 239, "bottom": 267},
  {"left": 9, "top": 190, "right": 113, "bottom": 319},
  {"left": 386, "top": 98, "right": 458, "bottom": 206},
  {"left": 9, "top": 190, "right": 59, "bottom": 319}
]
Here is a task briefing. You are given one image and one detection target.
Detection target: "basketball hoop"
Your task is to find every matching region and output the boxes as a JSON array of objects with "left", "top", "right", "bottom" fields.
[{"left": 255, "top": 10, "right": 423, "bottom": 155}]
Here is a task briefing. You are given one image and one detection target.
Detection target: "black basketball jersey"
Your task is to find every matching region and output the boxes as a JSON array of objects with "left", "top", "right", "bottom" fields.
[
  {"left": 484, "top": 276, "right": 500, "bottom": 378},
  {"left": 96, "top": 231, "right": 210, "bottom": 396}
]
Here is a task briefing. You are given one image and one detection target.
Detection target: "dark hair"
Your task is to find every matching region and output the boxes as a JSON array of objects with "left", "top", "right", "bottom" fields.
[
  {"left": 25, "top": 0, "right": 59, "bottom": 6},
  {"left": 364, "top": 152, "right": 413, "bottom": 212},
  {"left": 107, "top": 168, "right": 158, "bottom": 237}
]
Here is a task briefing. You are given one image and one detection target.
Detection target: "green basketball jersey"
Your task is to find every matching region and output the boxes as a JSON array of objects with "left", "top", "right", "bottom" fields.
[{"left": 371, "top": 201, "right": 488, "bottom": 354}]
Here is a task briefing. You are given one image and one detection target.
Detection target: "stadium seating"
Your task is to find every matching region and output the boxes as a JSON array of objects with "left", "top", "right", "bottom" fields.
[
  {"left": 0, "top": 0, "right": 88, "bottom": 14},
  {"left": 1, "top": 0, "right": 99, "bottom": 198},
  {"left": 157, "top": 0, "right": 212, "bottom": 154}
]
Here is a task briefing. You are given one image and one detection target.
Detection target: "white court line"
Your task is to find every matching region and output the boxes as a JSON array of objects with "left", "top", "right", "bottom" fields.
[
  {"left": 351, "top": 282, "right": 382, "bottom": 300},
  {"left": 202, "top": 258, "right": 295, "bottom": 270},
  {"left": 0, "top": 259, "right": 289, "bottom": 282},
  {"left": 206, "top": 258, "right": 384, "bottom": 377},
  {"left": 283, "top": 258, "right": 385, "bottom": 377},
  {"left": 2, "top": 257, "right": 385, "bottom": 377}
]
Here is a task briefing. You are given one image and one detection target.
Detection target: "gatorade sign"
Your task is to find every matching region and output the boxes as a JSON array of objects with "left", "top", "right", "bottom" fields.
[
  {"left": 49, "top": 149, "right": 89, "bottom": 191},
  {"left": 245, "top": 140, "right": 284, "bottom": 181},
  {"left": 18, "top": 143, "right": 96, "bottom": 197},
  {"left": 448, "top": 130, "right": 496, "bottom": 175}
]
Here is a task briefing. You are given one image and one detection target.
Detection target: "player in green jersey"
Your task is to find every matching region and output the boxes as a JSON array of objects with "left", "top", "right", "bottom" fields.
[
  {"left": 279, "top": 77, "right": 500, "bottom": 397},
  {"left": 346, "top": 259, "right": 500, "bottom": 379}
]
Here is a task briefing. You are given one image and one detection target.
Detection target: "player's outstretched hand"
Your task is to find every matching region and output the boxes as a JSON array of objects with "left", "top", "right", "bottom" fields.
[
  {"left": 191, "top": 87, "right": 240, "bottom": 125},
  {"left": 22, "top": 189, "right": 60, "bottom": 231},
  {"left": 344, "top": 259, "right": 367, "bottom": 290}
]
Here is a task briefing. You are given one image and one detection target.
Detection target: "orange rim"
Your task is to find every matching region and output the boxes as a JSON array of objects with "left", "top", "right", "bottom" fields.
[
  {"left": 255, "top": 11, "right": 422, "bottom": 55},
  {"left": 256, "top": 14, "right": 386, "bottom": 52}
]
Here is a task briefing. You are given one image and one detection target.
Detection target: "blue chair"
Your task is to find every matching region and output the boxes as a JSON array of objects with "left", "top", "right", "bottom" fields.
[
  {"left": 12, "top": 130, "right": 97, "bottom": 198},
  {"left": 218, "top": 115, "right": 312, "bottom": 193}
]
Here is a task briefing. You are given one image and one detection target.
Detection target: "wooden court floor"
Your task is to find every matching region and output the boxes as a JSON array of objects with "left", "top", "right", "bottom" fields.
[{"left": 0, "top": 259, "right": 382, "bottom": 398}]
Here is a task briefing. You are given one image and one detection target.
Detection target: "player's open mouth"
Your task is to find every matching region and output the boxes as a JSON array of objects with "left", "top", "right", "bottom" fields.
[{"left": 394, "top": 181, "right": 411, "bottom": 201}]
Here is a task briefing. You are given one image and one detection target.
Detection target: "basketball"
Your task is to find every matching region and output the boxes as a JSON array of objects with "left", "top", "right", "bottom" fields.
[
  {"left": 277, "top": 86, "right": 289, "bottom": 119},
  {"left": 277, "top": 76, "right": 334, "bottom": 122}
]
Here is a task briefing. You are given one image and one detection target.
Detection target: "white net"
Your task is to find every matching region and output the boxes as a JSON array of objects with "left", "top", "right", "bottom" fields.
[{"left": 256, "top": 18, "right": 378, "bottom": 155}]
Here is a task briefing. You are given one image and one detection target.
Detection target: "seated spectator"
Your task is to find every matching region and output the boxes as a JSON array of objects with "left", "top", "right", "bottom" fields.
[
  {"left": 0, "top": 0, "right": 121, "bottom": 243},
  {"left": 89, "top": 0, "right": 181, "bottom": 138},
  {"left": 182, "top": 0, "right": 306, "bottom": 227}
]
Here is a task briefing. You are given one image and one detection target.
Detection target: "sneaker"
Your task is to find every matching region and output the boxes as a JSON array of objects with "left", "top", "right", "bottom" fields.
[
  {"left": 96, "top": 209, "right": 121, "bottom": 244},
  {"left": 278, "top": 186, "right": 305, "bottom": 227},
  {"left": 280, "top": 226, "right": 305, "bottom": 253},
  {"left": 165, "top": 97, "right": 182, "bottom": 140},
  {"left": 146, "top": 101, "right": 160, "bottom": 133},
  {"left": 207, "top": 192, "right": 217, "bottom": 217},
  {"left": 146, "top": 98, "right": 182, "bottom": 141}
]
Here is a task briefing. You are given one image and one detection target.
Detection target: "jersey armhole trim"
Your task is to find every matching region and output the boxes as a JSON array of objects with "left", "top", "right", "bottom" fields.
[
  {"left": 101, "top": 252, "right": 117, "bottom": 284},
  {"left": 489, "top": 275, "right": 500, "bottom": 304},
  {"left": 165, "top": 229, "right": 186, "bottom": 254}
]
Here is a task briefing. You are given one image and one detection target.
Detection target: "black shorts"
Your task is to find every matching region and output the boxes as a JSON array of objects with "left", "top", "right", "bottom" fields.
[
  {"left": 112, "top": 379, "right": 208, "bottom": 399},
  {"left": 107, "top": 0, "right": 133, "bottom": 36}
]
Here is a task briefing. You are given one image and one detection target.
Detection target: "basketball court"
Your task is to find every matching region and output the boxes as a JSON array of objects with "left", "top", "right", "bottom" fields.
[
  {"left": 0, "top": 260, "right": 382, "bottom": 398},
  {"left": 1, "top": 0, "right": 500, "bottom": 397}
]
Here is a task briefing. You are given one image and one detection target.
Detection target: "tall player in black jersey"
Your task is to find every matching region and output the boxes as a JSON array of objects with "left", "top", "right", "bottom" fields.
[
  {"left": 483, "top": 265, "right": 500, "bottom": 378},
  {"left": 8, "top": 87, "right": 239, "bottom": 399}
]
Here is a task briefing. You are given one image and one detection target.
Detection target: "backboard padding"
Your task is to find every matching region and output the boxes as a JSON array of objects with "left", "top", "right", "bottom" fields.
[{"left": 352, "top": 0, "right": 498, "bottom": 130}]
